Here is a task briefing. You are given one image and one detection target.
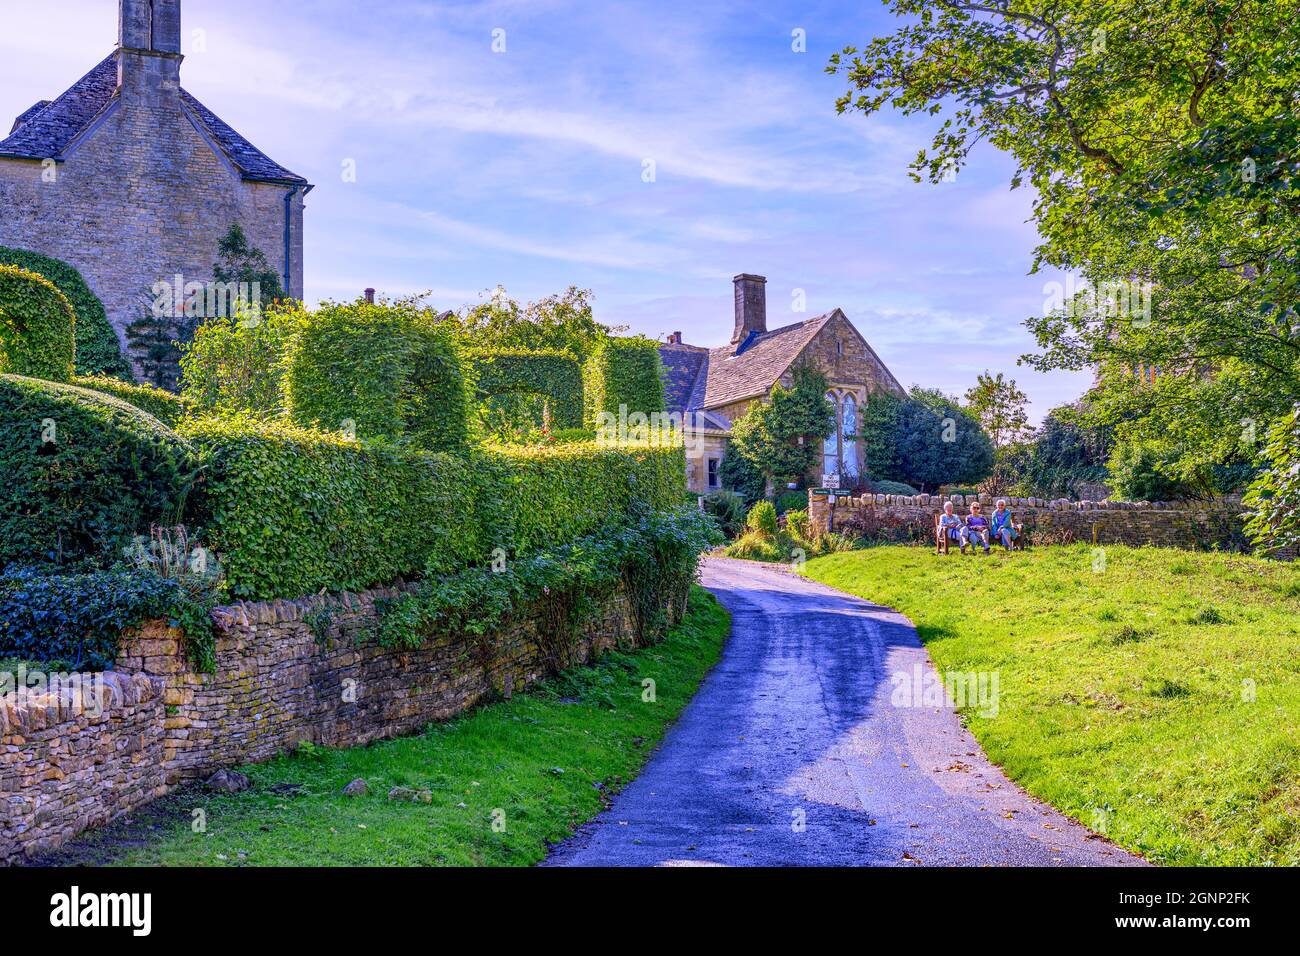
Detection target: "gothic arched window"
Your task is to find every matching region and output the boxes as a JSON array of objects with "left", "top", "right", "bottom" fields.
[
  {"left": 841, "top": 394, "right": 858, "bottom": 479},
  {"left": 823, "top": 392, "right": 840, "bottom": 477}
]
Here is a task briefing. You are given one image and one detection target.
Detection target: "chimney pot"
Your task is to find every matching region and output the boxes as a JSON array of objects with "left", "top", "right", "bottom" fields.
[
  {"left": 732, "top": 274, "right": 767, "bottom": 345},
  {"left": 364, "top": 288, "right": 376, "bottom": 304}
]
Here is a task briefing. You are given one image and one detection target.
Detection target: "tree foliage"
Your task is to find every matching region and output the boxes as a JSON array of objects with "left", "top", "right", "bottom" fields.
[
  {"left": 891, "top": 387, "right": 994, "bottom": 492},
  {"left": 1024, "top": 400, "right": 1113, "bottom": 497},
  {"left": 729, "top": 364, "right": 835, "bottom": 490},
  {"left": 964, "top": 371, "right": 1030, "bottom": 447},
  {"left": 829, "top": 0, "right": 1300, "bottom": 486},
  {"left": 213, "top": 224, "right": 284, "bottom": 304},
  {"left": 1243, "top": 405, "right": 1300, "bottom": 552}
]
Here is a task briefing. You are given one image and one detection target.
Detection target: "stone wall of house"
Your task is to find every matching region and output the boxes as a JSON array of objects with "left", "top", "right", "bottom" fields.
[
  {"left": 0, "top": 57, "right": 305, "bottom": 363},
  {"left": 0, "top": 672, "right": 166, "bottom": 865},
  {"left": 1, "top": 578, "right": 669, "bottom": 864},
  {"left": 809, "top": 491, "right": 1254, "bottom": 552}
]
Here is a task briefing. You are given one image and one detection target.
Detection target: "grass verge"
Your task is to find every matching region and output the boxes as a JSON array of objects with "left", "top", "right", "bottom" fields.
[
  {"left": 45, "top": 586, "right": 729, "bottom": 867},
  {"left": 803, "top": 544, "right": 1300, "bottom": 866}
]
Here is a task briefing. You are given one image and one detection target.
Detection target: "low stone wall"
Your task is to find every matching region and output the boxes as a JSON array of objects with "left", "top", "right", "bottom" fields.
[
  {"left": 1, "top": 673, "right": 166, "bottom": 865},
  {"left": 809, "top": 491, "right": 1251, "bottom": 551},
  {"left": 2, "top": 579, "right": 667, "bottom": 864}
]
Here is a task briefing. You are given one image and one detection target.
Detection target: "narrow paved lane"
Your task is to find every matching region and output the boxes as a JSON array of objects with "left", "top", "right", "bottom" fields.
[{"left": 546, "top": 557, "right": 1143, "bottom": 867}]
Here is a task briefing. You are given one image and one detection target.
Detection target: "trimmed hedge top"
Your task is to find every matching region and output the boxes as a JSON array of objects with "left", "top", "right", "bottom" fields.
[
  {"left": 584, "top": 336, "right": 666, "bottom": 424},
  {"left": 73, "top": 374, "right": 191, "bottom": 427},
  {"left": 0, "top": 265, "right": 76, "bottom": 382},
  {"left": 0, "top": 374, "right": 197, "bottom": 569},
  {"left": 0, "top": 246, "right": 132, "bottom": 380},
  {"left": 472, "top": 348, "right": 585, "bottom": 430},
  {"left": 283, "top": 299, "right": 472, "bottom": 452}
]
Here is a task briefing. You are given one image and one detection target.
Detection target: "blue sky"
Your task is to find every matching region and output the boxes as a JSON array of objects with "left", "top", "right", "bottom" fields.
[{"left": 1, "top": 0, "right": 1093, "bottom": 421}]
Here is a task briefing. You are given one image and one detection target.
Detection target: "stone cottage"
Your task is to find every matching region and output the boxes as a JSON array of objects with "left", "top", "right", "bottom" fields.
[
  {"left": 0, "top": 0, "right": 312, "bottom": 358},
  {"left": 660, "top": 274, "right": 906, "bottom": 494}
]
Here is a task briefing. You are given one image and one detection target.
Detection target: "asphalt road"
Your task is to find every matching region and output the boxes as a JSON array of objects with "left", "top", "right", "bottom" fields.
[{"left": 545, "top": 557, "right": 1145, "bottom": 867}]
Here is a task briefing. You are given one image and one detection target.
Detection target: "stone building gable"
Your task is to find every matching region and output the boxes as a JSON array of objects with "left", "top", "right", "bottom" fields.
[
  {"left": 0, "top": 1, "right": 312, "bottom": 367},
  {"left": 781, "top": 310, "right": 905, "bottom": 398}
]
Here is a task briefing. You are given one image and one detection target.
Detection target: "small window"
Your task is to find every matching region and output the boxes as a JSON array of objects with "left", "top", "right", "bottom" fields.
[{"left": 707, "top": 458, "right": 720, "bottom": 489}]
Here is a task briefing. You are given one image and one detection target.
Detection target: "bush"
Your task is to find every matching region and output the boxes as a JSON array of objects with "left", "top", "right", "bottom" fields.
[
  {"left": 378, "top": 507, "right": 721, "bottom": 653},
  {"left": 182, "top": 416, "right": 489, "bottom": 600},
  {"left": 585, "top": 336, "right": 665, "bottom": 424},
  {"left": 72, "top": 374, "right": 191, "bottom": 426},
  {"left": 702, "top": 489, "right": 747, "bottom": 538},
  {"left": 1243, "top": 404, "right": 1300, "bottom": 552},
  {"left": 725, "top": 530, "right": 788, "bottom": 562},
  {"left": 720, "top": 450, "right": 766, "bottom": 504},
  {"left": 865, "top": 479, "right": 920, "bottom": 497},
  {"left": 0, "top": 246, "right": 131, "bottom": 380},
  {"left": 0, "top": 375, "right": 198, "bottom": 570},
  {"left": 472, "top": 349, "right": 585, "bottom": 434},
  {"left": 182, "top": 418, "right": 686, "bottom": 601},
  {"left": 181, "top": 305, "right": 304, "bottom": 419},
  {"left": 775, "top": 490, "right": 808, "bottom": 514},
  {"left": 1108, "top": 438, "right": 1192, "bottom": 501},
  {"left": 0, "top": 567, "right": 179, "bottom": 671},
  {"left": 487, "top": 441, "right": 686, "bottom": 555},
  {"left": 746, "top": 500, "right": 779, "bottom": 538},
  {"left": 785, "top": 508, "right": 810, "bottom": 539},
  {"left": 283, "top": 298, "right": 472, "bottom": 452},
  {"left": 0, "top": 265, "right": 76, "bottom": 381}
]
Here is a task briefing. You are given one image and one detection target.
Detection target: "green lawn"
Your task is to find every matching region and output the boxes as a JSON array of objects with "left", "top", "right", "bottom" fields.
[
  {"left": 53, "top": 587, "right": 729, "bottom": 867},
  {"left": 803, "top": 544, "right": 1300, "bottom": 867}
]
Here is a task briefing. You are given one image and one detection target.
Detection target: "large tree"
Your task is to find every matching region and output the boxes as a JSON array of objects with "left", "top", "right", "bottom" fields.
[
  {"left": 964, "top": 371, "right": 1030, "bottom": 447},
  {"left": 730, "top": 364, "right": 836, "bottom": 492},
  {"left": 829, "top": 0, "right": 1300, "bottom": 507}
]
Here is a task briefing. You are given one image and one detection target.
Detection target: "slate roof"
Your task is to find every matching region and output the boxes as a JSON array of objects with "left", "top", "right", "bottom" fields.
[
  {"left": 701, "top": 313, "right": 836, "bottom": 409},
  {"left": 0, "top": 51, "right": 308, "bottom": 185}
]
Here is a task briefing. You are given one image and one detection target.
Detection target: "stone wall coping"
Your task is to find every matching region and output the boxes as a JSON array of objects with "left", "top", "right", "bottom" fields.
[
  {"left": 809, "top": 492, "right": 1244, "bottom": 513},
  {"left": 210, "top": 579, "right": 421, "bottom": 632},
  {"left": 0, "top": 671, "right": 163, "bottom": 736}
]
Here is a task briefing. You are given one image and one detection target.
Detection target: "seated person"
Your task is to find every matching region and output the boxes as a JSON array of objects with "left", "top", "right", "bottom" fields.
[
  {"left": 937, "top": 501, "right": 964, "bottom": 551},
  {"left": 990, "top": 499, "right": 1018, "bottom": 549},
  {"left": 963, "top": 501, "right": 991, "bottom": 553}
]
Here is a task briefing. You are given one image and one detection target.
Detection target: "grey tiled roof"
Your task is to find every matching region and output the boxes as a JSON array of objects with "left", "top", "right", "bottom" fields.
[
  {"left": 659, "top": 344, "right": 708, "bottom": 415},
  {"left": 0, "top": 51, "right": 307, "bottom": 185},
  {"left": 0, "top": 55, "right": 119, "bottom": 160},
  {"left": 701, "top": 313, "right": 834, "bottom": 408}
]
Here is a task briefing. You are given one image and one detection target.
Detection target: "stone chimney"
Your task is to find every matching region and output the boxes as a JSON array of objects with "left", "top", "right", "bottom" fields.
[
  {"left": 118, "top": 0, "right": 183, "bottom": 97},
  {"left": 666, "top": 331, "right": 683, "bottom": 345},
  {"left": 732, "top": 274, "right": 767, "bottom": 344},
  {"left": 364, "top": 288, "right": 376, "bottom": 304}
]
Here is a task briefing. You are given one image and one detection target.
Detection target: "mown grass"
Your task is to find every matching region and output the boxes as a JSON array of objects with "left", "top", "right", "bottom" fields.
[
  {"left": 53, "top": 587, "right": 729, "bottom": 867},
  {"left": 803, "top": 544, "right": 1300, "bottom": 866}
]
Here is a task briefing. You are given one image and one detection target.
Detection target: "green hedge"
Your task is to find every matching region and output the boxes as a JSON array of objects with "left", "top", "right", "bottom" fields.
[
  {"left": 487, "top": 441, "right": 686, "bottom": 555},
  {"left": 283, "top": 299, "right": 472, "bottom": 452},
  {"left": 472, "top": 348, "right": 585, "bottom": 430},
  {"left": 180, "top": 415, "right": 686, "bottom": 601},
  {"left": 0, "top": 265, "right": 76, "bottom": 382},
  {"left": 584, "top": 336, "right": 666, "bottom": 425},
  {"left": 180, "top": 306, "right": 304, "bottom": 419},
  {"left": 73, "top": 374, "right": 191, "bottom": 426},
  {"left": 0, "top": 374, "right": 197, "bottom": 569},
  {"left": 180, "top": 416, "right": 489, "bottom": 601},
  {"left": 0, "top": 246, "right": 131, "bottom": 380}
]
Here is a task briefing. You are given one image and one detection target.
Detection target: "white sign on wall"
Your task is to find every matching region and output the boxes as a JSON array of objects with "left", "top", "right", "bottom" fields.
[{"left": 821, "top": 474, "right": 841, "bottom": 489}]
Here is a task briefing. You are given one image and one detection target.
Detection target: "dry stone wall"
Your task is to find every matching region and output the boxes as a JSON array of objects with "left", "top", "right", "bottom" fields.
[
  {"left": 2, "top": 579, "right": 664, "bottom": 864},
  {"left": 809, "top": 491, "right": 1254, "bottom": 552}
]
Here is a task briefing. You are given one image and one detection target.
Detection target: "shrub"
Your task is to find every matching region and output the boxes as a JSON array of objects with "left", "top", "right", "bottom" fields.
[
  {"left": 181, "top": 419, "right": 685, "bottom": 601},
  {"left": 487, "top": 441, "right": 686, "bottom": 556},
  {"left": 725, "top": 530, "right": 787, "bottom": 562},
  {"left": 0, "top": 265, "right": 76, "bottom": 381},
  {"left": 785, "top": 508, "right": 810, "bottom": 539},
  {"left": 867, "top": 479, "right": 921, "bottom": 497},
  {"left": 73, "top": 374, "right": 191, "bottom": 426},
  {"left": 0, "top": 567, "right": 179, "bottom": 671},
  {"left": 775, "top": 490, "right": 808, "bottom": 514},
  {"left": 1243, "top": 403, "right": 1300, "bottom": 553},
  {"left": 585, "top": 336, "right": 665, "bottom": 424},
  {"left": 0, "top": 374, "right": 198, "bottom": 570},
  {"left": 730, "top": 364, "right": 834, "bottom": 489},
  {"left": 181, "top": 416, "right": 489, "bottom": 600},
  {"left": 472, "top": 349, "right": 585, "bottom": 435},
  {"left": 1108, "top": 438, "right": 1191, "bottom": 501},
  {"left": 181, "top": 304, "right": 304, "bottom": 418},
  {"left": 720, "top": 449, "right": 766, "bottom": 504},
  {"left": 746, "top": 500, "right": 779, "bottom": 538},
  {"left": 283, "top": 298, "right": 472, "bottom": 452},
  {"left": 702, "top": 489, "right": 747, "bottom": 538},
  {"left": 378, "top": 507, "right": 721, "bottom": 654},
  {"left": 0, "top": 246, "right": 131, "bottom": 380}
]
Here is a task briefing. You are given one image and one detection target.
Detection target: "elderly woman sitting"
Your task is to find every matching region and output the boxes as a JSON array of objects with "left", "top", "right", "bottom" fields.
[
  {"left": 935, "top": 501, "right": 964, "bottom": 554},
  {"left": 990, "top": 499, "right": 1019, "bottom": 550},
  {"left": 963, "top": 501, "right": 991, "bottom": 554}
]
